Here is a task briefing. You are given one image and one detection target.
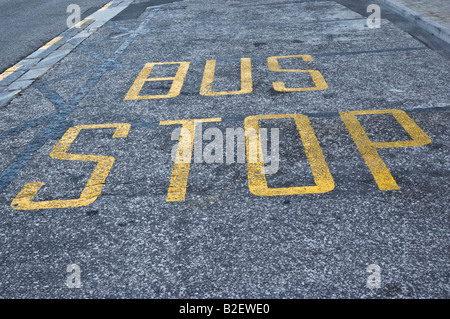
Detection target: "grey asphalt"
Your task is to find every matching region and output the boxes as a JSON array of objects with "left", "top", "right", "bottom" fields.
[
  {"left": 0, "top": 0, "right": 110, "bottom": 73},
  {"left": 0, "top": 0, "right": 449, "bottom": 299}
]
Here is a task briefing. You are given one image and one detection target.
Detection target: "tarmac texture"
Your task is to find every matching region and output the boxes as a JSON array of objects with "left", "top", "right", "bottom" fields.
[{"left": 0, "top": 0, "right": 448, "bottom": 298}]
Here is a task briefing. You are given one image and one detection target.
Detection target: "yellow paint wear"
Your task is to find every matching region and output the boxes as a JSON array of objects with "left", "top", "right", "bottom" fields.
[
  {"left": 160, "top": 118, "right": 222, "bottom": 202},
  {"left": 339, "top": 109, "right": 431, "bottom": 190},
  {"left": 245, "top": 113, "right": 334, "bottom": 196},
  {"left": 11, "top": 123, "right": 130, "bottom": 210}
]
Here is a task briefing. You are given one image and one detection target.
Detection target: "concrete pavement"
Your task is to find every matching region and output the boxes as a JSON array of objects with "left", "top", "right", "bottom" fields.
[{"left": 382, "top": 0, "right": 450, "bottom": 44}]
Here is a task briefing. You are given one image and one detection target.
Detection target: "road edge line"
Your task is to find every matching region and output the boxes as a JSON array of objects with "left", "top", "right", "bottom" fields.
[{"left": 0, "top": 0, "right": 134, "bottom": 108}]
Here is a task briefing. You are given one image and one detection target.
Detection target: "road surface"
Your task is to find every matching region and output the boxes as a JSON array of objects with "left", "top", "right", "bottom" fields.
[{"left": 0, "top": 0, "right": 448, "bottom": 299}]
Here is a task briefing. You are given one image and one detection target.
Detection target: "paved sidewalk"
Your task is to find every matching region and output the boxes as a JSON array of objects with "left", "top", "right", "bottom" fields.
[{"left": 383, "top": 0, "right": 450, "bottom": 43}]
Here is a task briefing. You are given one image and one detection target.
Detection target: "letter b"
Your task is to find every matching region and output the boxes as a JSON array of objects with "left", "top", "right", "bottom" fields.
[{"left": 223, "top": 304, "right": 230, "bottom": 313}]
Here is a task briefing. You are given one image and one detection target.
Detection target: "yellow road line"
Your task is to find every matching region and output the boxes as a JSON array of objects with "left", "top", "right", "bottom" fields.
[
  {"left": 99, "top": 2, "right": 112, "bottom": 11},
  {"left": 0, "top": 65, "right": 22, "bottom": 82},
  {"left": 74, "top": 17, "right": 94, "bottom": 28},
  {"left": 38, "top": 37, "right": 63, "bottom": 51}
]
